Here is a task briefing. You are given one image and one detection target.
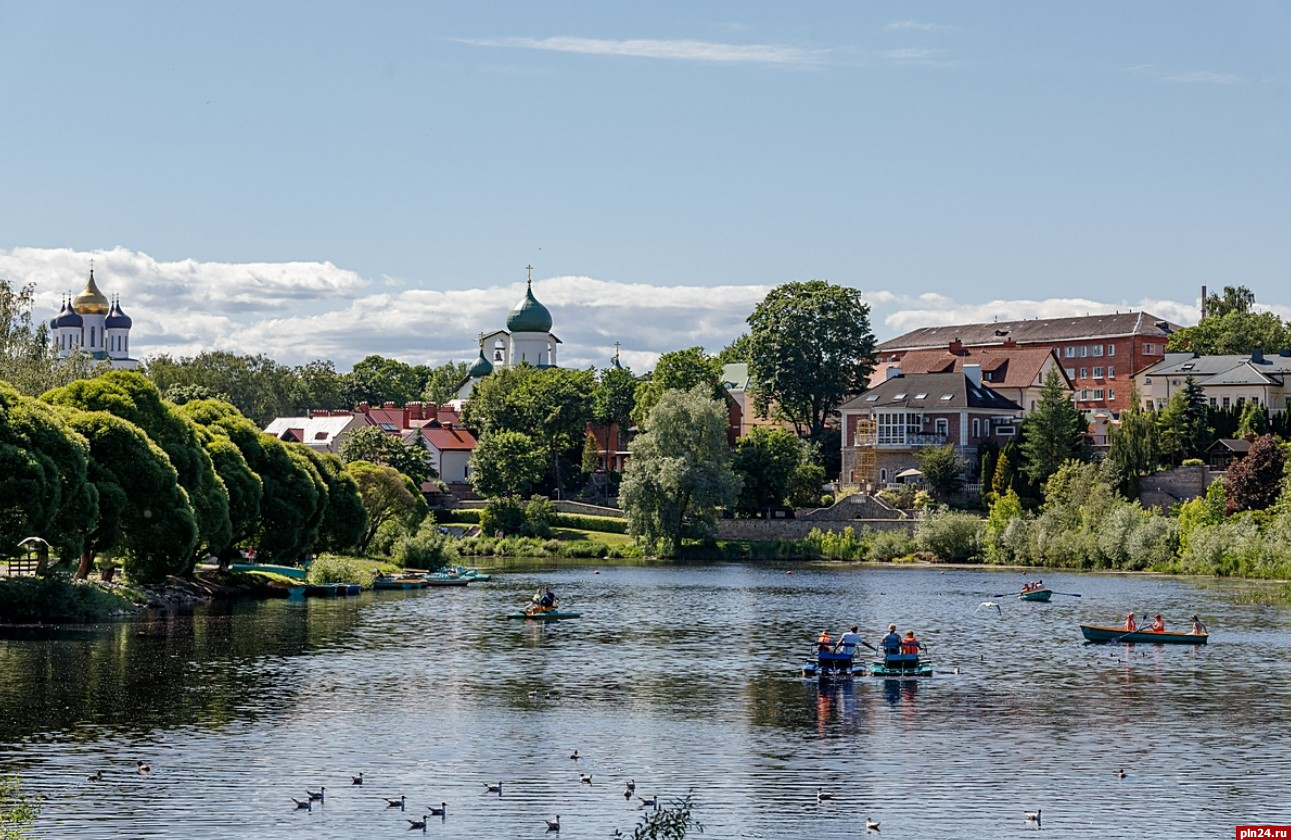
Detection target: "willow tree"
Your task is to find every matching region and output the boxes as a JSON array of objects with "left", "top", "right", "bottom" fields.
[
  {"left": 620, "top": 385, "right": 741, "bottom": 558},
  {"left": 344, "top": 460, "right": 427, "bottom": 554}
]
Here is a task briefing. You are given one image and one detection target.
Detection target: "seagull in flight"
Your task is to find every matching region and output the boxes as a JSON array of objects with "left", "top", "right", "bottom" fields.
[{"left": 977, "top": 601, "right": 1002, "bottom": 615}]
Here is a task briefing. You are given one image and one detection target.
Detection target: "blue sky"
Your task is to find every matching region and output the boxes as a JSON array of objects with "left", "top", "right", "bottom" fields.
[{"left": 2, "top": 2, "right": 1288, "bottom": 371}]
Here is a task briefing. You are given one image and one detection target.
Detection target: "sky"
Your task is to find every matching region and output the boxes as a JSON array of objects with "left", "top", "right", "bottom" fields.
[{"left": 2, "top": 2, "right": 1288, "bottom": 373}]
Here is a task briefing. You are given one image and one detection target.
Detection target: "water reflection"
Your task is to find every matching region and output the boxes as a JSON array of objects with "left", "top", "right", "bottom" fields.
[{"left": 1, "top": 563, "right": 1288, "bottom": 839}]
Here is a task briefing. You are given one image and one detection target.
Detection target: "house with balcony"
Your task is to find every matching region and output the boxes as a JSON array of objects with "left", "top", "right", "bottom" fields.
[
  {"left": 839, "top": 366, "right": 1024, "bottom": 491},
  {"left": 1134, "top": 349, "right": 1291, "bottom": 414},
  {"left": 878, "top": 341, "right": 1072, "bottom": 414}
]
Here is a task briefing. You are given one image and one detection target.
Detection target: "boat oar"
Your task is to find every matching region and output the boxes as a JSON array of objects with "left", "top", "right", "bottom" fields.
[
  {"left": 1050, "top": 591, "right": 1082, "bottom": 598},
  {"left": 1108, "top": 616, "right": 1147, "bottom": 643}
]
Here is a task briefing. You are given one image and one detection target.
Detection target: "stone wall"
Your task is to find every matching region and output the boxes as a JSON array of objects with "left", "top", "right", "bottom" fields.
[
  {"left": 718, "top": 518, "right": 917, "bottom": 541},
  {"left": 797, "top": 493, "right": 907, "bottom": 521},
  {"left": 1138, "top": 465, "right": 1213, "bottom": 510}
]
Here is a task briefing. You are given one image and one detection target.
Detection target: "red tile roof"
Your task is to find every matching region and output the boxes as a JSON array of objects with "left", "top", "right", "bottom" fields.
[{"left": 892, "top": 346, "right": 1058, "bottom": 389}]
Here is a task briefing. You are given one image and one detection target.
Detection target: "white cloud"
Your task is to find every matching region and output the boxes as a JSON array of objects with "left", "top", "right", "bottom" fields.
[
  {"left": 1161, "top": 70, "right": 1246, "bottom": 85},
  {"left": 456, "top": 36, "right": 830, "bottom": 66},
  {"left": 7, "top": 247, "right": 1218, "bottom": 375},
  {"left": 885, "top": 21, "right": 941, "bottom": 32}
]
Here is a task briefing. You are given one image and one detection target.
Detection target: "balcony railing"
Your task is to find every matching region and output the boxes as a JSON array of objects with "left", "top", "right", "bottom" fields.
[{"left": 875, "top": 432, "right": 949, "bottom": 447}]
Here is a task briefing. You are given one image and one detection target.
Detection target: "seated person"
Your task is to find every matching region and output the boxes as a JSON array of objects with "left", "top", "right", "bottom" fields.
[
  {"left": 1151, "top": 614, "right": 1165, "bottom": 633},
  {"left": 816, "top": 630, "right": 832, "bottom": 653},
  {"left": 900, "top": 630, "right": 921, "bottom": 656},
  {"left": 880, "top": 624, "right": 902, "bottom": 656},
  {"left": 1190, "top": 615, "right": 1208, "bottom": 635},
  {"left": 539, "top": 588, "right": 558, "bottom": 608},
  {"left": 835, "top": 626, "right": 863, "bottom": 655},
  {"left": 1124, "top": 613, "right": 1137, "bottom": 632}
]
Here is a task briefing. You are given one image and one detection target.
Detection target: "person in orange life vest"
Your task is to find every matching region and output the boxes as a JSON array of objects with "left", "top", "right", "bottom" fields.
[
  {"left": 816, "top": 630, "right": 832, "bottom": 653},
  {"left": 1151, "top": 614, "right": 1165, "bottom": 633},
  {"left": 900, "top": 630, "right": 921, "bottom": 655},
  {"left": 1124, "top": 613, "right": 1137, "bottom": 632}
]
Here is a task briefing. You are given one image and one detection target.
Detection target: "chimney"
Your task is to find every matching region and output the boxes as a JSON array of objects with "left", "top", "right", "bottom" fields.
[
  {"left": 357, "top": 401, "right": 370, "bottom": 412},
  {"left": 949, "top": 338, "right": 964, "bottom": 355},
  {"left": 964, "top": 364, "right": 982, "bottom": 387},
  {"left": 408, "top": 401, "right": 424, "bottom": 421},
  {"left": 1201, "top": 285, "right": 1207, "bottom": 319},
  {"left": 1003, "top": 337, "right": 1017, "bottom": 349},
  {"left": 425, "top": 402, "right": 438, "bottom": 418},
  {"left": 885, "top": 365, "right": 903, "bottom": 380},
  {"left": 383, "top": 401, "right": 396, "bottom": 409},
  {"left": 1251, "top": 348, "right": 1264, "bottom": 364},
  {"left": 402, "top": 406, "right": 412, "bottom": 429}
]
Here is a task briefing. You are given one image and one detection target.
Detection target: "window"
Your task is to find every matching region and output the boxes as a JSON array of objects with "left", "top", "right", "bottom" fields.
[
  {"left": 934, "top": 418, "right": 949, "bottom": 437},
  {"left": 894, "top": 393, "right": 907, "bottom": 400},
  {"left": 1064, "top": 347, "right": 1075, "bottom": 358},
  {"left": 1093, "top": 345, "right": 1103, "bottom": 357},
  {"left": 1079, "top": 367, "right": 1088, "bottom": 379},
  {"left": 914, "top": 393, "right": 927, "bottom": 399},
  {"left": 1144, "top": 343, "right": 1157, "bottom": 355},
  {"left": 1107, "top": 387, "right": 1115, "bottom": 401},
  {"left": 1079, "top": 346, "right": 1088, "bottom": 358},
  {"left": 1209, "top": 397, "right": 1217, "bottom": 407},
  {"left": 1093, "top": 367, "right": 1103, "bottom": 378},
  {"left": 972, "top": 418, "right": 980, "bottom": 438},
  {"left": 1093, "top": 389, "right": 1104, "bottom": 399},
  {"left": 1222, "top": 397, "right": 1230, "bottom": 408},
  {"left": 880, "top": 468, "right": 888, "bottom": 483},
  {"left": 939, "top": 394, "right": 953, "bottom": 401},
  {"left": 1080, "top": 389, "right": 1090, "bottom": 400},
  {"left": 1108, "top": 365, "right": 1116, "bottom": 378},
  {"left": 1107, "top": 343, "right": 1116, "bottom": 356},
  {"left": 866, "top": 395, "right": 879, "bottom": 401},
  {"left": 997, "top": 425, "right": 1016, "bottom": 436},
  {"left": 1065, "top": 368, "right": 1076, "bottom": 379}
]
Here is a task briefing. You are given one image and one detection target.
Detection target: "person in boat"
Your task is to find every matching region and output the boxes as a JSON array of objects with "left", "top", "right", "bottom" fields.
[
  {"left": 539, "top": 588, "right": 559, "bottom": 609},
  {"left": 1124, "top": 613, "right": 1138, "bottom": 632},
  {"left": 816, "top": 630, "right": 832, "bottom": 653},
  {"left": 1190, "top": 615, "right": 1208, "bottom": 635},
  {"left": 1150, "top": 614, "right": 1165, "bottom": 633},
  {"left": 900, "top": 630, "right": 922, "bottom": 656},
  {"left": 834, "top": 626, "right": 873, "bottom": 655},
  {"left": 880, "top": 624, "right": 902, "bottom": 656}
]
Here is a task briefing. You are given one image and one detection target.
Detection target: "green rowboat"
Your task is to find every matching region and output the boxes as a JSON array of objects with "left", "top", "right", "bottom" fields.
[
  {"left": 869, "top": 653, "right": 934, "bottom": 677},
  {"left": 507, "top": 610, "right": 581, "bottom": 621},
  {"left": 1018, "top": 589, "right": 1053, "bottom": 602},
  {"left": 1080, "top": 624, "right": 1208, "bottom": 644}
]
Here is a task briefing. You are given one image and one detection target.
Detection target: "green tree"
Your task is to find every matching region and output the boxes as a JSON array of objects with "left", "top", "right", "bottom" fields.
[
  {"left": 469, "top": 430, "right": 547, "bottom": 499},
  {"left": 1166, "top": 286, "right": 1291, "bottom": 355},
  {"left": 1236, "top": 401, "right": 1269, "bottom": 437},
  {"left": 1102, "top": 384, "right": 1159, "bottom": 498},
  {"left": 631, "top": 347, "right": 725, "bottom": 429},
  {"left": 982, "top": 487, "right": 1026, "bottom": 563},
  {"left": 593, "top": 365, "right": 637, "bottom": 430},
  {"left": 0, "top": 774, "right": 41, "bottom": 839},
  {"left": 44, "top": 370, "right": 232, "bottom": 565},
  {"left": 144, "top": 351, "right": 296, "bottom": 426},
  {"left": 339, "top": 425, "right": 436, "bottom": 487},
  {"left": 292, "top": 359, "right": 346, "bottom": 412},
  {"left": 745, "top": 280, "right": 877, "bottom": 436},
  {"left": 421, "top": 361, "right": 470, "bottom": 405},
  {"left": 1019, "top": 367, "right": 1087, "bottom": 487},
  {"left": 344, "top": 460, "right": 427, "bottom": 554},
  {"left": 302, "top": 448, "right": 367, "bottom": 553},
  {"left": 342, "top": 354, "right": 426, "bottom": 407},
  {"left": 1, "top": 277, "right": 103, "bottom": 395},
  {"left": 581, "top": 431, "right": 600, "bottom": 474},
  {"left": 57, "top": 406, "right": 199, "bottom": 583},
  {"left": 1224, "top": 434, "right": 1287, "bottom": 515},
  {"left": 716, "top": 333, "right": 753, "bottom": 364},
  {"left": 614, "top": 794, "right": 702, "bottom": 840},
  {"left": 620, "top": 386, "right": 741, "bottom": 557},
  {"left": 1156, "top": 376, "right": 1209, "bottom": 463},
  {"left": 992, "top": 440, "right": 1020, "bottom": 501},
  {"left": 915, "top": 444, "right": 966, "bottom": 501},
  {"left": 730, "top": 426, "right": 803, "bottom": 514},
  {"left": 785, "top": 459, "right": 828, "bottom": 508}
]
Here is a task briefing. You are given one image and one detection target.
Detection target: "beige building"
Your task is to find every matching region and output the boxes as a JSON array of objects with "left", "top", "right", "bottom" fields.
[{"left": 1134, "top": 350, "right": 1291, "bottom": 413}]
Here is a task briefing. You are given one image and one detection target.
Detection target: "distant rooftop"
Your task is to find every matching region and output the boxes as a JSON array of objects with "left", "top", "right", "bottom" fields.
[{"left": 878, "top": 312, "right": 1180, "bottom": 353}]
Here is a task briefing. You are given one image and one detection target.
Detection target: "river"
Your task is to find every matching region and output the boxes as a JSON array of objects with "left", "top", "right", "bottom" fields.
[{"left": 2, "top": 562, "right": 1289, "bottom": 839}]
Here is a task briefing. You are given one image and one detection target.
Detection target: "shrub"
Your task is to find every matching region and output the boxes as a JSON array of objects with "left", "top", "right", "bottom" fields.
[
  {"left": 0, "top": 575, "right": 135, "bottom": 623},
  {"left": 307, "top": 555, "right": 375, "bottom": 586},
  {"left": 480, "top": 496, "right": 526, "bottom": 537},
  {"left": 392, "top": 524, "right": 457, "bottom": 570},
  {"left": 914, "top": 508, "right": 981, "bottom": 562},
  {"left": 877, "top": 484, "right": 917, "bottom": 509},
  {"left": 368, "top": 518, "right": 408, "bottom": 557},
  {"left": 802, "top": 526, "right": 872, "bottom": 560},
  {"left": 522, "top": 496, "right": 559, "bottom": 538},
  {"left": 434, "top": 508, "right": 482, "bottom": 524},
  {"left": 866, "top": 529, "right": 915, "bottom": 562},
  {"left": 555, "top": 514, "right": 629, "bottom": 534}
]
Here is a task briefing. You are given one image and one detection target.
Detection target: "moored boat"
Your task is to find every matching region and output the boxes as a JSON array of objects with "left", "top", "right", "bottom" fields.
[
  {"left": 869, "top": 652, "right": 934, "bottom": 677},
  {"left": 421, "top": 573, "right": 471, "bottom": 587},
  {"left": 267, "top": 581, "right": 307, "bottom": 598},
  {"left": 373, "top": 577, "right": 429, "bottom": 590},
  {"left": 305, "top": 583, "right": 342, "bottom": 597},
  {"left": 801, "top": 645, "right": 865, "bottom": 678},
  {"left": 1018, "top": 589, "right": 1053, "bottom": 602},
  {"left": 449, "top": 565, "right": 491, "bottom": 581},
  {"left": 232, "top": 562, "right": 307, "bottom": 580},
  {"left": 1080, "top": 624, "right": 1208, "bottom": 644}
]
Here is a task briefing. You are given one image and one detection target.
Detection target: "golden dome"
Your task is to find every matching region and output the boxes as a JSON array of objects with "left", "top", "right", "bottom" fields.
[{"left": 72, "top": 269, "right": 110, "bottom": 315}]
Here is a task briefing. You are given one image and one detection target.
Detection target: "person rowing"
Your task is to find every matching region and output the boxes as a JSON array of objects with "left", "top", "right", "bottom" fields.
[
  {"left": 525, "top": 587, "right": 560, "bottom": 615},
  {"left": 1150, "top": 614, "right": 1165, "bottom": 633},
  {"left": 834, "top": 626, "right": 877, "bottom": 656}
]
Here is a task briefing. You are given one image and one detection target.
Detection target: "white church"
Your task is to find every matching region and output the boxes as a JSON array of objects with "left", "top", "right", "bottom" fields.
[
  {"left": 456, "top": 266, "right": 560, "bottom": 399},
  {"left": 50, "top": 267, "right": 139, "bottom": 369}
]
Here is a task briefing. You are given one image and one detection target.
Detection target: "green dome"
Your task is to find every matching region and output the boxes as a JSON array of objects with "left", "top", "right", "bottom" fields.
[
  {"left": 467, "top": 347, "right": 494, "bottom": 379},
  {"left": 506, "top": 281, "right": 553, "bottom": 333}
]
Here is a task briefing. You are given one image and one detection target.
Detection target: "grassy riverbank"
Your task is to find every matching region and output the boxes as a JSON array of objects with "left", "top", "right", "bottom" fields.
[{"left": 0, "top": 575, "right": 139, "bottom": 623}]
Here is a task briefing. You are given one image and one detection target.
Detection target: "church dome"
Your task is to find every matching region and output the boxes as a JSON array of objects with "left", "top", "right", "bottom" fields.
[
  {"left": 105, "top": 298, "right": 133, "bottom": 329},
  {"left": 72, "top": 269, "right": 110, "bottom": 315},
  {"left": 506, "top": 280, "right": 552, "bottom": 334},
  {"left": 467, "top": 347, "right": 494, "bottom": 379},
  {"left": 52, "top": 298, "right": 83, "bottom": 329}
]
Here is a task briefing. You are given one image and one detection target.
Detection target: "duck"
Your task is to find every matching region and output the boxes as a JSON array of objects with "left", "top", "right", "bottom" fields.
[
  {"left": 306, "top": 786, "right": 325, "bottom": 802},
  {"left": 579, "top": 773, "right": 592, "bottom": 784},
  {"left": 427, "top": 802, "right": 447, "bottom": 817},
  {"left": 866, "top": 817, "right": 881, "bottom": 831},
  {"left": 1115, "top": 768, "right": 1126, "bottom": 779},
  {"left": 1024, "top": 808, "right": 1042, "bottom": 822},
  {"left": 135, "top": 761, "right": 151, "bottom": 774},
  {"left": 352, "top": 773, "right": 364, "bottom": 785},
  {"left": 816, "top": 787, "right": 836, "bottom": 801},
  {"left": 385, "top": 795, "right": 407, "bottom": 809},
  {"left": 569, "top": 750, "right": 580, "bottom": 761},
  {"left": 545, "top": 814, "right": 561, "bottom": 832},
  {"left": 86, "top": 771, "right": 104, "bottom": 782},
  {"left": 407, "top": 815, "right": 429, "bottom": 831},
  {"left": 623, "top": 779, "right": 636, "bottom": 799},
  {"left": 292, "top": 797, "right": 312, "bottom": 811},
  {"left": 484, "top": 781, "right": 502, "bottom": 794},
  {"left": 528, "top": 690, "right": 540, "bottom": 700},
  {"left": 638, "top": 795, "right": 658, "bottom": 809}
]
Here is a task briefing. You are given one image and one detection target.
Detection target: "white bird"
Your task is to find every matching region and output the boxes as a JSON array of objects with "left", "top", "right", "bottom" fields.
[
  {"left": 484, "top": 781, "right": 502, "bottom": 794},
  {"left": 135, "top": 761, "right": 151, "bottom": 774},
  {"left": 427, "top": 802, "right": 446, "bottom": 816},
  {"left": 866, "top": 817, "right": 881, "bottom": 831},
  {"left": 292, "top": 797, "right": 312, "bottom": 811},
  {"left": 385, "top": 795, "right": 407, "bottom": 809},
  {"left": 1024, "top": 808, "right": 1042, "bottom": 822},
  {"left": 352, "top": 773, "right": 364, "bottom": 785},
  {"left": 545, "top": 814, "right": 561, "bottom": 832},
  {"left": 407, "top": 815, "right": 428, "bottom": 830},
  {"left": 978, "top": 601, "right": 1002, "bottom": 615},
  {"left": 639, "top": 795, "right": 658, "bottom": 809},
  {"left": 816, "top": 787, "right": 836, "bottom": 801},
  {"left": 306, "top": 786, "right": 325, "bottom": 801},
  {"left": 579, "top": 773, "right": 592, "bottom": 784}
]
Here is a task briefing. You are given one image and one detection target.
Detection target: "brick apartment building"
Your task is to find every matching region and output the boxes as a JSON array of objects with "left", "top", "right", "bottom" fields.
[{"left": 875, "top": 312, "right": 1180, "bottom": 415}]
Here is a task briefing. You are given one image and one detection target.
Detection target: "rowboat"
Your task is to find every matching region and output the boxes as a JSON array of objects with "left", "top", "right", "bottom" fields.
[
  {"left": 1018, "top": 589, "right": 1053, "bottom": 602},
  {"left": 869, "top": 652, "right": 934, "bottom": 677},
  {"left": 801, "top": 645, "right": 866, "bottom": 678},
  {"left": 267, "top": 581, "right": 307, "bottom": 598},
  {"left": 450, "top": 565, "right": 491, "bottom": 581},
  {"left": 507, "top": 609, "right": 581, "bottom": 621},
  {"left": 305, "top": 583, "right": 342, "bottom": 597},
  {"left": 1080, "top": 624, "right": 1208, "bottom": 644},
  {"left": 421, "top": 573, "right": 471, "bottom": 587},
  {"left": 232, "top": 562, "right": 306, "bottom": 580},
  {"left": 373, "top": 577, "right": 429, "bottom": 590}
]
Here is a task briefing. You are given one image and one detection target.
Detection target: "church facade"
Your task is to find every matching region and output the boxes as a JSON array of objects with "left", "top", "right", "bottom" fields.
[
  {"left": 456, "top": 267, "right": 560, "bottom": 400},
  {"left": 50, "top": 268, "right": 139, "bottom": 369}
]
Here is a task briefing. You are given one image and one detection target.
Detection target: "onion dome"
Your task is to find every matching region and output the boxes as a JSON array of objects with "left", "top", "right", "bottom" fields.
[
  {"left": 506, "top": 277, "right": 552, "bottom": 334},
  {"left": 72, "top": 269, "right": 110, "bottom": 315},
  {"left": 52, "top": 296, "right": 84, "bottom": 329},
  {"left": 105, "top": 297, "right": 133, "bottom": 329},
  {"left": 467, "top": 346, "right": 494, "bottom": 379}
]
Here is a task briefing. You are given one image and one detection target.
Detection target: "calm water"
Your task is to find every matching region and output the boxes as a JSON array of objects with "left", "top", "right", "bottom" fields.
[{"left": 2, "top": 562, "right": 1289, "bottom": 839}]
